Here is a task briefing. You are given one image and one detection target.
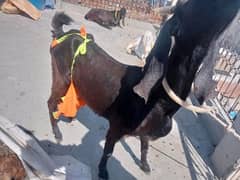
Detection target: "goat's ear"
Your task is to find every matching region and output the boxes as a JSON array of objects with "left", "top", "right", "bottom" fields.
[{"left": 133, "top": 56, "right": 164, "bottom": 102}]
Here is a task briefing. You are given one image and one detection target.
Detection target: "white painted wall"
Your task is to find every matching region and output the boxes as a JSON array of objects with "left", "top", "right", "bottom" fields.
[
  {"left": 233, "top": 114, "right": 240, "bottom": 135},
  {"left": 191, "top": 95, "right": 240, "bottom": 178},
  {"left": 211, "top": 129, "right": 240, "bottom": 178}
]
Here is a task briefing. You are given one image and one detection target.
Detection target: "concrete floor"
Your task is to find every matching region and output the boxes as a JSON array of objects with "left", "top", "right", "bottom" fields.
[{"left": 0, "top": 3, "right": 216, "bottom": 180}]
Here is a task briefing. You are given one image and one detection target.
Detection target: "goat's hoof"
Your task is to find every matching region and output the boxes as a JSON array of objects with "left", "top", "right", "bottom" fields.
[
  {"left": 55, "top": 135, "right": 63, "bottom": 143},
  {"left": 140, "top": 162, "right": 151, "bottom": 173},
  {"left": 53, "top": 127, "right": 63, "bottom": 143},
  {"left": 98, "top": 169, "right": 109, "bottom": 180}
]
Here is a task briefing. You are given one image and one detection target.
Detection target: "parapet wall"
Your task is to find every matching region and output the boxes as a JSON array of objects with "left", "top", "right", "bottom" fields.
[{"left": 65, "top": 0, "right": 163, "bottom": 24}]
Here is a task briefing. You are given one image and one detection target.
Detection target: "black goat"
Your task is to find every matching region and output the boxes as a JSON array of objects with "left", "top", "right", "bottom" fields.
[
  {"left": 84, "top": 7, "right": 126, "bottom": 29},
  {"left": 48, "top": 1, "right": 239, "bottom": 179}
]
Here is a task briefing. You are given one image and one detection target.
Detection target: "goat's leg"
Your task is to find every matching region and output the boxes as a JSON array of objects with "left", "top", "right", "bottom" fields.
[
  {"left": 48, "top": 96, "right": 63, "bottom": 143},
  {"left": 121, "top": 17, "right": 125, "bottom": 27},
  {"left": 48, "top": 54, "right": 71, "bottom": 142},
  {"left": 47, "top": 79, "right": 69, "bottom": 142},
  {"left": 140, "top": 136, "right": 151, "bottom": 173},
  {"left": 98, "top": 129, "right": 123, "bottom": 180}
]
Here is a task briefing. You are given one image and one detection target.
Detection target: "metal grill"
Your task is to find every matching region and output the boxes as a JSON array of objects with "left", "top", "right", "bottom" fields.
[{"left": 213, "top": 48, "right": 240, "bottom": 121}]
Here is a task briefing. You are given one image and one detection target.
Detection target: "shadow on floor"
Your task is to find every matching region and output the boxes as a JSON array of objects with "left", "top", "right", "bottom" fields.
[
  {"left": 39, "top": 106, "right": 216, "bottom": 180},
  {"left": 40, "top": 107, "right": 136, "bottom": 180}
]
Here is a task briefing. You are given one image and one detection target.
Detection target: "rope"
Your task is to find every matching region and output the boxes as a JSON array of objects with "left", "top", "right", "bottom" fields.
[{"left": 70, "top": 36, "right": 91, "bottom": 78}]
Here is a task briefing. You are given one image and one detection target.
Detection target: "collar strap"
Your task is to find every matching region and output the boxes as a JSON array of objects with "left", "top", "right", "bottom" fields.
[
  {"left": 51, "top": 26, "right": 89, "bottom": 48},
  {"left": 51, "top": 33, "right": 80, "bottom": 48}
]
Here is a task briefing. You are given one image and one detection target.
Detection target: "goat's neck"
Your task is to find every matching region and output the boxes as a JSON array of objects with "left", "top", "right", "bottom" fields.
[{"left": 166, "top": 45, "right": 207, "bottom": 100}]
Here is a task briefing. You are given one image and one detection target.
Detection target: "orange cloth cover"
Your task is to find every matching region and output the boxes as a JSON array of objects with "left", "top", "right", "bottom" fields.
[
  {"left": 53, "top": 80, "right": 86, "bottom": 119},
  {"left": 80, "top": 26, "right": 87, "bottom": 37},
  {"left": 51, "top": 38, "right": 58, "bottom": 48}
]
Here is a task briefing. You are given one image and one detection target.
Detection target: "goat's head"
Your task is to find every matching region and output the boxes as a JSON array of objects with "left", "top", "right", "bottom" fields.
[{"left": 134, "top": 0, "right": 240, "bottom": 102}]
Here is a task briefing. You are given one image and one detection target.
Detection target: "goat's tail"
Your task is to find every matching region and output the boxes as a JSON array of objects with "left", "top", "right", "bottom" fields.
[{"left": 51, "top": 12, "right": 73, "bottom": 38}]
